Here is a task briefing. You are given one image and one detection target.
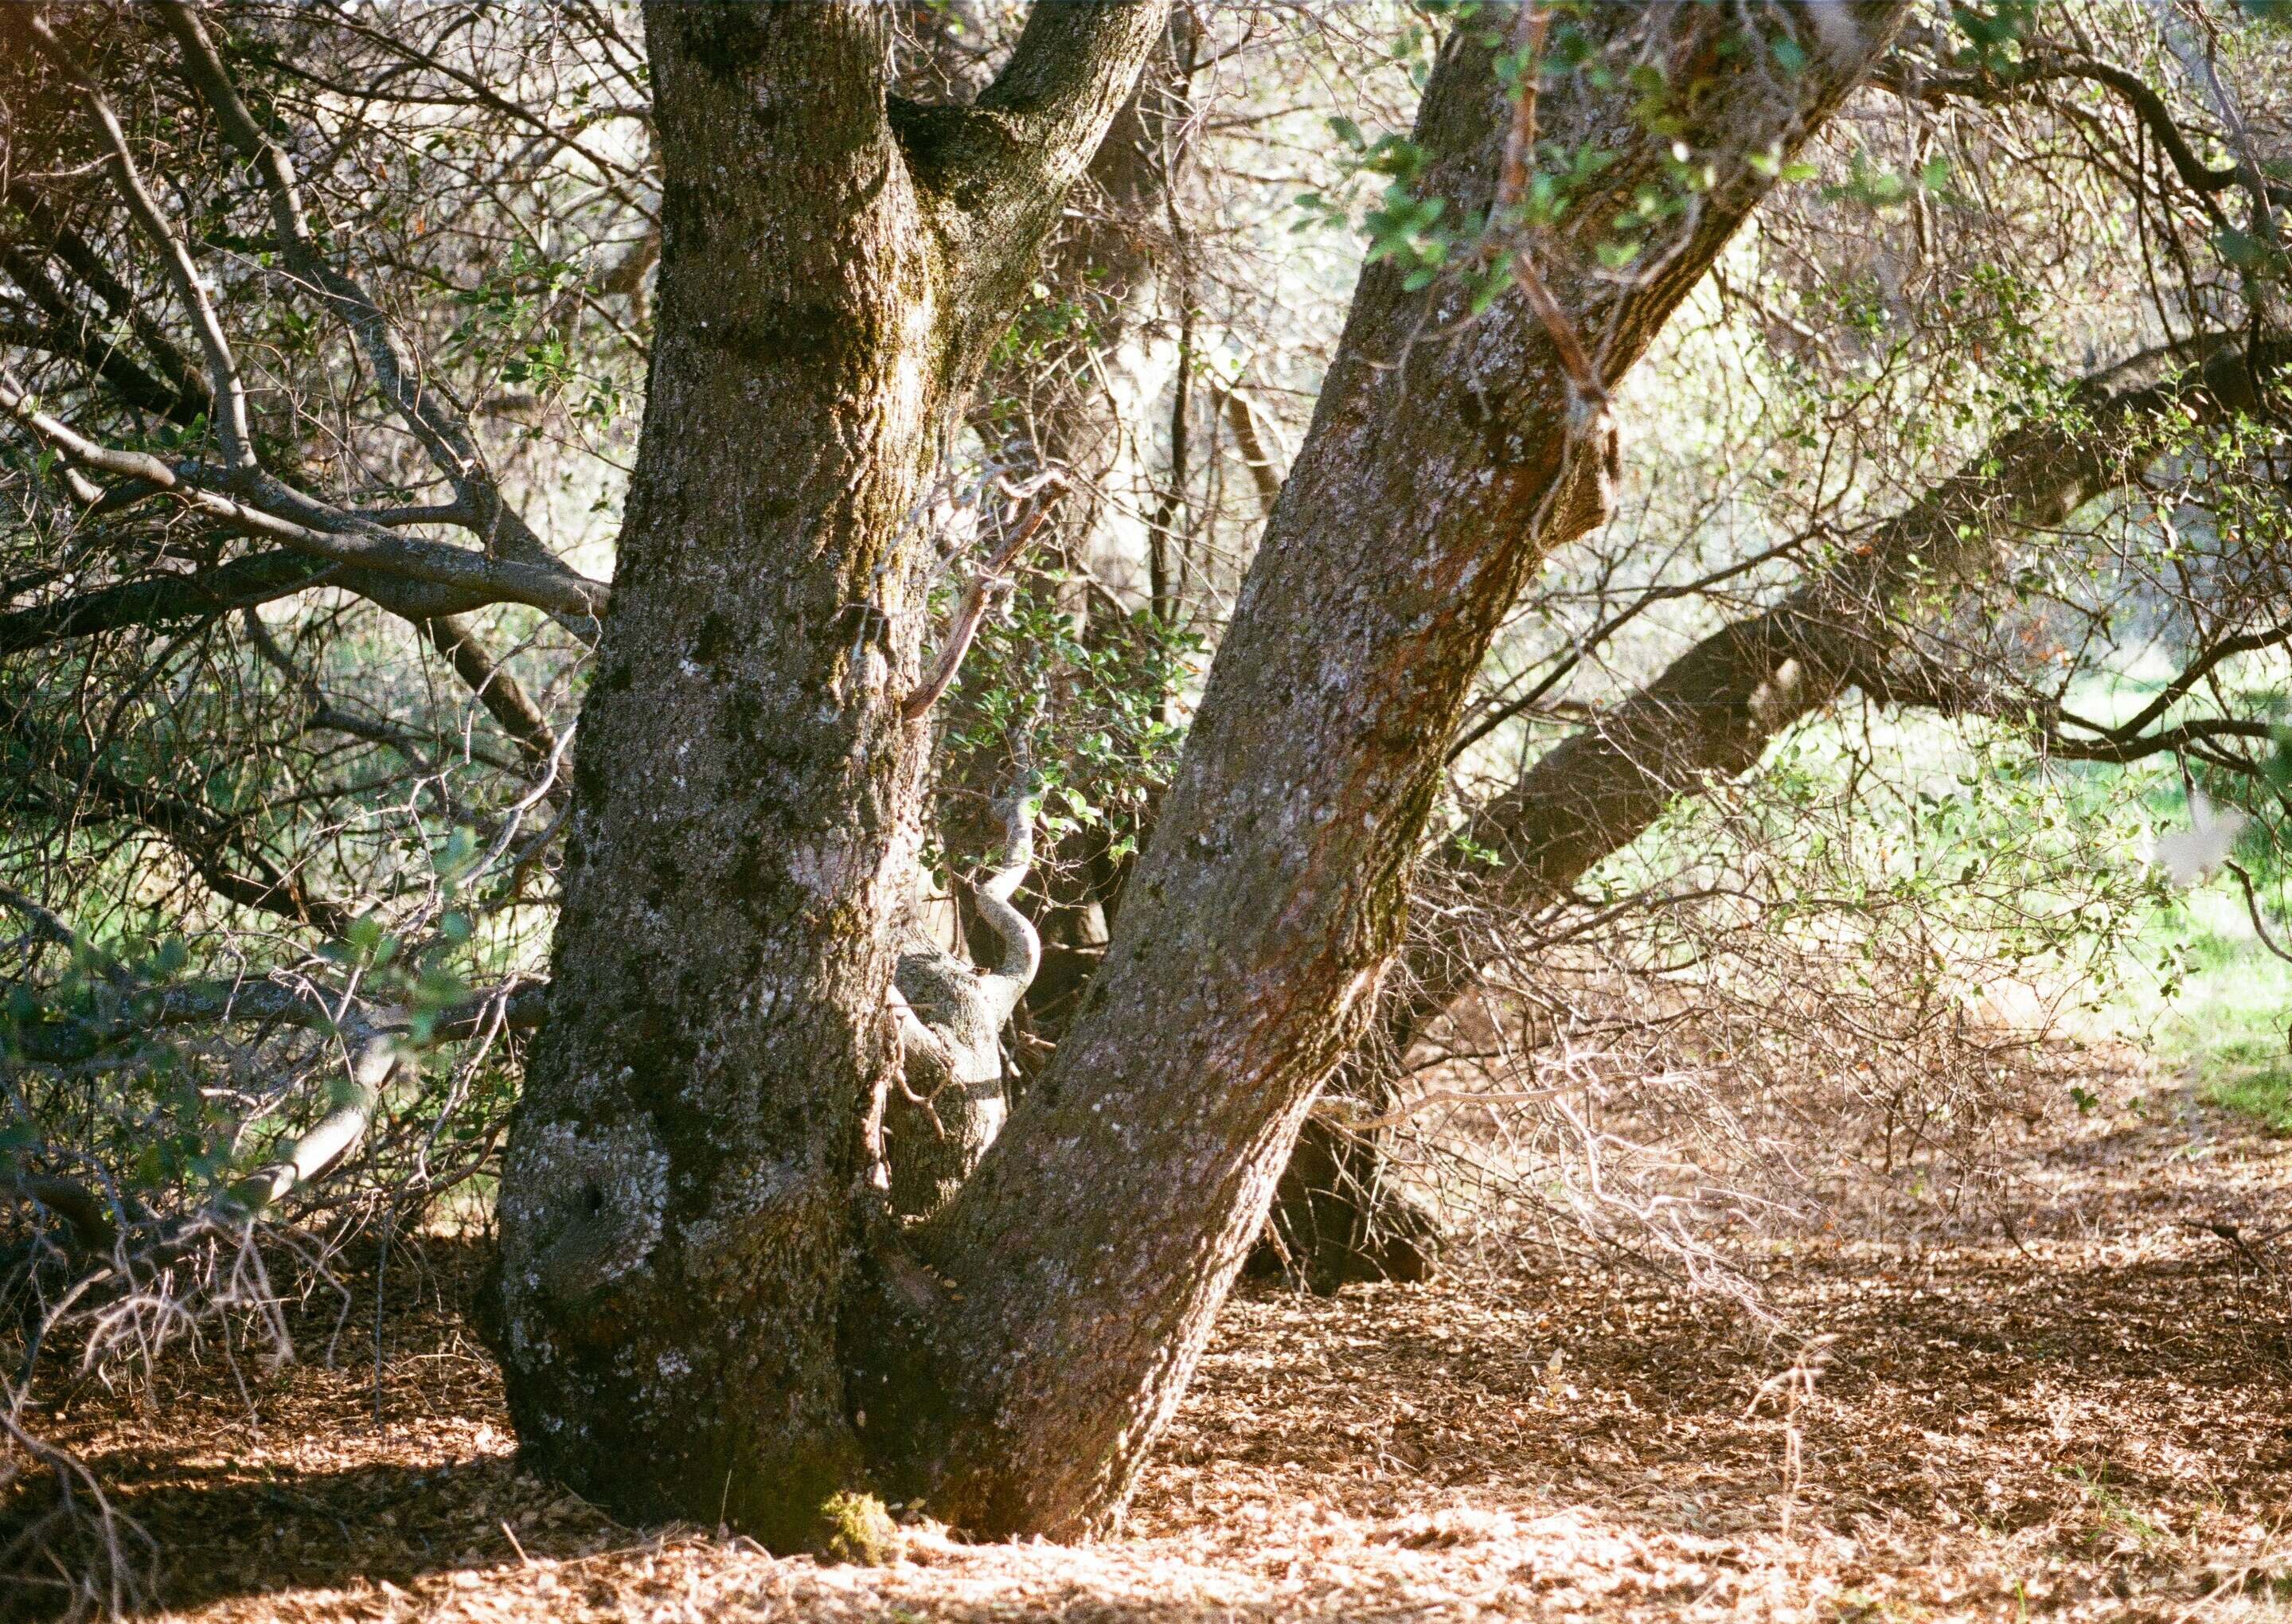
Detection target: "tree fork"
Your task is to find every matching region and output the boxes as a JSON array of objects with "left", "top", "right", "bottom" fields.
[{"left": 846, "top": 4, "right": 1908, "bottom": 1539}]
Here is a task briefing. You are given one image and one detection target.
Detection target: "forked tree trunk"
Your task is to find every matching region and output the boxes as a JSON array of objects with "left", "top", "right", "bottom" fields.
[
  {"left": 848, "top": 5, "right": 1907, "bottom": 1539},
  {"left": 492, "top": 1, "right": 1170, "bottom": 1552},
  {"left": 497, "top": 0, "right": 1905, "bottom": 1556}
]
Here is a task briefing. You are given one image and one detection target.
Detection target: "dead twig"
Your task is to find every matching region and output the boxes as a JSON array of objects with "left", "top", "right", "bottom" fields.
[{"left": 903, "top": 472, "right": 1069, "bottom": 722}]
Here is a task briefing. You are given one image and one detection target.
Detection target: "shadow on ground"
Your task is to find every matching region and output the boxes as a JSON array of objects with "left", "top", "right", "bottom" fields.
[{"left": 3, "top": 1104, "right": 2290, "bottom": 1620}]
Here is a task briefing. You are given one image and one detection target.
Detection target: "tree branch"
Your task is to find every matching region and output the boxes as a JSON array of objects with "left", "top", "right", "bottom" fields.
[
  {"left": 970, "top": 1, "right": 1176, "bottom": 187},
  {"left": 5, "top": 974, "right": 545, "bottom": 1070},
  {"left": 153, "top": 0, "right": 579, "bottom": 585},
  {"left": 972, "top": 786, "right": 1041, "bottom": 1018},
  {"left": 1876, "top": 46, "right": 2290, "bottom": 213},
  {"left": 0, "top": 262, "right": 198, "bottom": 424},
  {"left": 0, "top": 689, "right": 353, "bottom": 935},
  {"left": 1, "top": 179, "right": 218, "bottom": 421},
  {"left": 0, "top": 373, "right": 607, "bottom": 619},
  {"left": 0, "top": 552, "right": 337, "bottom": 658},
  {"left": 896, "top": 1, "right": 1175, "bottom": 295},
  {"left": 416, "top": 614, "right": 564, "bottom": 780},
  {"left": 903, "top": 476, "right": 1067, "bottom": 721},
  {"left": 1384, "top": 332, "right": 2289, "bottom": 1059},
  {"left": 9, "top": 11, "right": 257, "bottom": 470}
]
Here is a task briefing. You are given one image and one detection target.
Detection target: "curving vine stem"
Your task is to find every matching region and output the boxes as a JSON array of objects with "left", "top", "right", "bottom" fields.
[{"left": 883, "top": 787, "right": 1041, "bottom": 1220}]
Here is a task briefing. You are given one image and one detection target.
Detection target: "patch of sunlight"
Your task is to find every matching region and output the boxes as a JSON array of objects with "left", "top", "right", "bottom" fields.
[{"left": 2142, "top": 886, "right": 2292, "bottom": 1134}]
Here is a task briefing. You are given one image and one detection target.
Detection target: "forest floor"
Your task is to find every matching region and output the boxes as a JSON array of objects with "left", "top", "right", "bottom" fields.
[{"left": 10, "top": 1070, "right": 2292, "bottom": 1622}]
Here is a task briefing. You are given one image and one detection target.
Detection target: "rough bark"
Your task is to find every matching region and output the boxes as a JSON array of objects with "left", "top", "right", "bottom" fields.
[
  {"left": 849, "top": 5, "right": 1908, "bottom": 1539},
  {"left": 1378, "top": 331, "right": 2291, "bottom": 1061},
  {"left": 490, "top": 0, "right": 1170, "bottom": 1552}
]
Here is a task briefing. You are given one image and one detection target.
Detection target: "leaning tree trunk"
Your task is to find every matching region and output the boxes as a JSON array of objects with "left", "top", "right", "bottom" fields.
[
  {"left": 491, "top": 1, "right": 1170, "bottom": 1553},
  {"left": 1263, "top": 330, "right": 2292, "bottom": 1290},
  {"left": 848, "top": 4, "right": 1908, "bottom": 1539}
]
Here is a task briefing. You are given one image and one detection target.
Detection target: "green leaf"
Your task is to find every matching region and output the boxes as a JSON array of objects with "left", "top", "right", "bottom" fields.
[{"left": 2214, "top": 227, "right": 2279, "bottom": 273}]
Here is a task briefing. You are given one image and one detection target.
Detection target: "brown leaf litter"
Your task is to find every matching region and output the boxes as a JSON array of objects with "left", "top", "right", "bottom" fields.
[{"left": 6, "top": 1083, "right": 2290, "bottom": 1622}]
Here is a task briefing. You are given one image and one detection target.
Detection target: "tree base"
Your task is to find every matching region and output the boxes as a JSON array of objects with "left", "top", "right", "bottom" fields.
[{"left": 1247, "top": 1118, "right": 1439, "bottom": 1294}]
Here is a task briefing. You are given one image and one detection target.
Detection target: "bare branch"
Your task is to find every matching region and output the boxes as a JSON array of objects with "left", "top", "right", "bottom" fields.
[
  {"left": 1217, "top": 385, "right": 1285, "bottom": 518},
  {"left": 1, "top": 178, "right": 218, "bottom": 420},
  {"left": 1387, "top": 332, "right": 2290, "bottom": 1060},
  {"left": 904, "top": 475, "right": 1068, "bottom": 721},
  {"left": 9, "top": 10, "right": 256, "bottom": 470},
  {"left": 153, "top": 0, "right": 576, "bottom": 583},
  {"left": 416, "top": 614, "right": 564, "bottom": 781},
  {"left": 6, "top": 974, "right": 545, "bottom": 1070},
  {"left": 0, "top": 686, "right": 354, "bottom": 935},
  {"left": 0, "top": 552, "right": 337, "bottom": 658},
  {"left": 0, "top": 373, "right": 608, "bottom": 619}
]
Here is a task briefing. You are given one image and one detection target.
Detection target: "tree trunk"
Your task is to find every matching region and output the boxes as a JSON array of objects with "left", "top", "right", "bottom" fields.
[
  {"left": 491, "top": 0, "right": 1170, "bottom": 1552},
  {"left": 848, "top": 5, "right": 1907, "bottom": 1539},
  {"left": 1261, "top": 331, "right": 2290, "bottom": 1293},
  {"left": 1249, "top": 1082, "right": 1441, "bottom": 1293}
]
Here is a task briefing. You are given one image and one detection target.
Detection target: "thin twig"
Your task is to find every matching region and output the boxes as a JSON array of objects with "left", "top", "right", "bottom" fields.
[
  {"left": 903, "top": 474, "right": 1069, "bottom": 722},
  {"left": 1492, "top": 4, "right": 1621, "bottom": 525}
]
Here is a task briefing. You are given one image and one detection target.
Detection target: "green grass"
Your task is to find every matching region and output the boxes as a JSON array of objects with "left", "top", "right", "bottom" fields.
[
  {"left": 2137, "top": 888, "right": 2292, "bottom": 1134},
  {"left": 2204, "top": 1067, "right": 2292, "bottom": 1133}
]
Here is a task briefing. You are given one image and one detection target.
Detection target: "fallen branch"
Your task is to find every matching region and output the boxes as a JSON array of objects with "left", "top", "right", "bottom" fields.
[{"left": 219, "top": 1029, "right": 396, "bottom": 1219}]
